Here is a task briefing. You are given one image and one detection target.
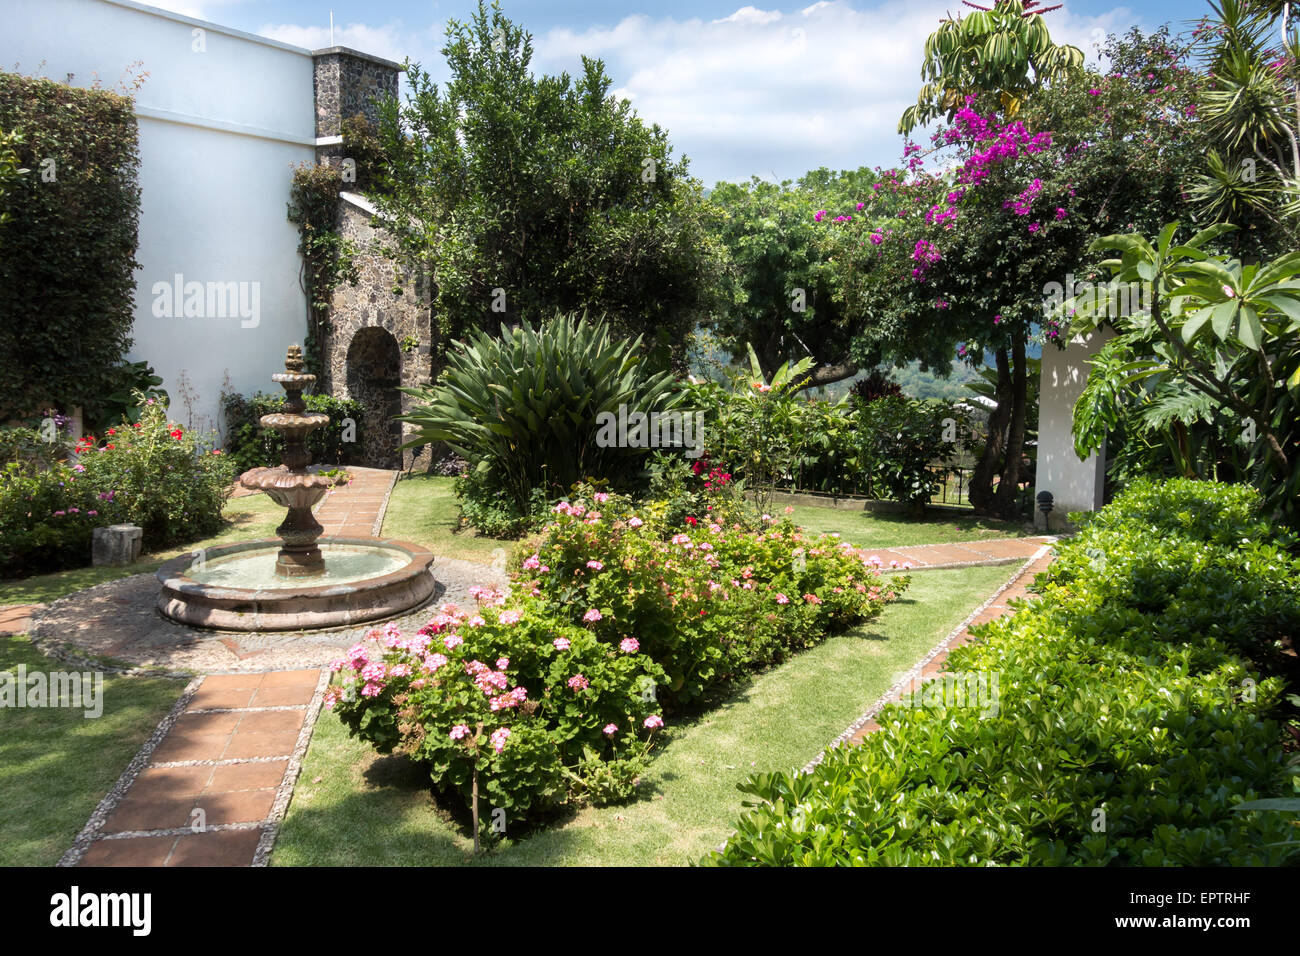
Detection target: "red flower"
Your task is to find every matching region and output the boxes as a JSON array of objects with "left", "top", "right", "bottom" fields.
[
  {"left": 170, "top": 429, "right": 183, "bottom": 440},
  {"left": 106, "top": 428, "right": 116, "bottom": 435},
  {"left": 684, "top": 515, "right": 698, "bottom": 527},
  {"left": 105, "top": 443, "right": 115, "bottom": 450},
  {"left": 132, "top": 422, "right": 142, "bottom": 429}
]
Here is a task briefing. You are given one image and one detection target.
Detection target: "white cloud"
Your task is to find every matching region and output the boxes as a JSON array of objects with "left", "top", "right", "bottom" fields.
[
  {"left": 533, "top": 1, "right": 1139, "bottom": 184},
  {"left": 238, "top": 1, "right": 1140, "bottom": 186},
  {"left": 256, "top": 20, "right": 439, "bottom": 66},
  {"left": 714, "top": 7, "right": 784, "bottom": 25}
]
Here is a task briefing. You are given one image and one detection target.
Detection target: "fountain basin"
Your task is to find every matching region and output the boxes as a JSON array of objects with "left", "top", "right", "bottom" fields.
[{"left": 156, "top": 537, "right": 435, "bottom": 631}]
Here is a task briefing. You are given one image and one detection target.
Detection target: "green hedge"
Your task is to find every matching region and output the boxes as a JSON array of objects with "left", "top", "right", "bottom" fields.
[
  {"left": 705, "top": 479, "right": 1300, "bottom": 866},
  {"left": 0, "top": 72, "right": 141, "bottom": 421},
  {"left": 221, "top": 390, "right": 366, "bottom": 474}
]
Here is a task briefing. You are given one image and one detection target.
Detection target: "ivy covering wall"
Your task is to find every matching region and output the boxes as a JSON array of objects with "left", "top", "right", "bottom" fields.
[{"left": 0, "top": 72, "right": 142, "bottom": 422}]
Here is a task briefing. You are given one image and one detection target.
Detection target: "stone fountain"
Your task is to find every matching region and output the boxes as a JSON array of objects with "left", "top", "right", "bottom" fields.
[
  {"left": 155, "top": 344, "right": 435, "bottom": 631},
  {"left": 239, "top": 344, "right": 334, "bottom": 577}
]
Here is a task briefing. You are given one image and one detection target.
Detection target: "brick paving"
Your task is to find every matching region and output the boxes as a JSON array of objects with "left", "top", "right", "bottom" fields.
[
  {"left": 846, "top": 548, "right": 1056, "bottom": 745},
  {"left": 0, "top": 603, "right": 40, "bottom": 635},
  {"left": 313, "top": 466, "right": 398, "bottom": 537},
  {"left": 859, "top": 535, "right": 1052, "bottom": 570},
  {"left": 66, "top": 669, "right": 326, "bottom": 867}
]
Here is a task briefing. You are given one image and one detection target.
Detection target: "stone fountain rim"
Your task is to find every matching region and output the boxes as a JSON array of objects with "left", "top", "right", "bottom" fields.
[{"left": 155, "top": 536, "right": 434, "bottom": 600}]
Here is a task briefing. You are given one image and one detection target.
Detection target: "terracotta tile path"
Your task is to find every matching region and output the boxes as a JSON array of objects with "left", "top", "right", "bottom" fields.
[
  {"left": 35, "top": 498, "right": 1050, "bottom": 866},
  {"left": 62, "top": 669, "right": 329, "bottom": 867},
  {"left": 50, "top": 468, "right": 397, "bottom": 867},
  {"left": 312, "top": 466, "right": 398, "bottom": 538}
]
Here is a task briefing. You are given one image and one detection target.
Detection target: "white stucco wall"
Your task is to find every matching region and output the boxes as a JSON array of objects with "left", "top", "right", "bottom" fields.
[
  {"left": 1035, "top": 328, "right": 1113, "bottom": 530},
  {"left": 0, "top": 0, "right": 315, "bottom": 438}
]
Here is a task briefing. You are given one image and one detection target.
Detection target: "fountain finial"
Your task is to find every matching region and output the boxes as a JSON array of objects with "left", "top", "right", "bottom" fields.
[{"left": 285, "top": 343, "right": 304, "bottom": 373}]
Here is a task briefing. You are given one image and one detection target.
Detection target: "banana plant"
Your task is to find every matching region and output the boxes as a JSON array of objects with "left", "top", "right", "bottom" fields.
[{"left": 1065, "top": 221, "right": 1300, "bottom": 523}]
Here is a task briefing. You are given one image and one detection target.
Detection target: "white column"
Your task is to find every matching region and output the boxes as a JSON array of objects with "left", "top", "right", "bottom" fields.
[{"left": 1034, "top": 329, "right": 1112, "bottom": 531}]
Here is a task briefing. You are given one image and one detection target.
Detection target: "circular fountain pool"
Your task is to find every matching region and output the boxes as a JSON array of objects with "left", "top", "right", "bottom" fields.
[{"left": 156, "top": 537, "right": 435, "bottom": 631}]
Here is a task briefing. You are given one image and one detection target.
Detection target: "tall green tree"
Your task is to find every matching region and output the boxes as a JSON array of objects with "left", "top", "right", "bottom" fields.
[
  {"left": 707, "top": 169, "right": 881, "bottom": 386},
  {"left": 899, "top": 0, "right": 1083, "bottom": 134},
  {"left": 371, "top": 0, "right": 723, "bottom": 370}
]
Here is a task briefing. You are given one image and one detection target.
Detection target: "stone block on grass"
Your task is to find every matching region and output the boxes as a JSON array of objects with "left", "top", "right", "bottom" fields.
[{"left": 92, "top": 524, "right": 142, "bottom": 566}]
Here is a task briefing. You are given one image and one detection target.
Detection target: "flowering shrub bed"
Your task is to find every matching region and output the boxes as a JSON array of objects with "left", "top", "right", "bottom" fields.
[
  {"left": 328, "top": 603, "right": 668, "bottom": 823},
  {"left": 705, "top": 480, "right": 1300, "bottom": 866},
  {"left": 0, "top": 397, "right": 233, "bottom": 577},
  {"left": 329, "top": 487, "right": 909, "bottom": 836},
  {"left": 522, "top": 490, "right": 909, "bottom": 706}
]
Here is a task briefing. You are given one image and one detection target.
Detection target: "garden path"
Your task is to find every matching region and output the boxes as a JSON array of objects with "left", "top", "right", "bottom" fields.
[
  {"left": 55, "top": 531, "right": 1055, "bottom": 867},
  {"left": 51, "top": 467, "right": 400, "bottom": 867},
  {"left": 816, "top": 544, "right": 1057, "bottom": 754}
]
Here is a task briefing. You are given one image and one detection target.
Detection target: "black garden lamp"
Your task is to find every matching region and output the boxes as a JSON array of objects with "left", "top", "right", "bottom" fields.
[{"left": 1036, "top": 490, "right": 1054, "bottom": 530}]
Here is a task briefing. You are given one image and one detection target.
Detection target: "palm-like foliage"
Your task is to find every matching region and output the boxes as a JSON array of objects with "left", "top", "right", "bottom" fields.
[
  {"left": 399, "top": 313, "right": 686, "bottom": 509},
  {"left": 1191, "top": 0, "right": 1300, "bottom": 233},
  {"left": 1065, "top": 222, "right": 1300, "bottom": 523},
  {"left": 899, "top": 0, "right": 1083, "bottom": 134}
]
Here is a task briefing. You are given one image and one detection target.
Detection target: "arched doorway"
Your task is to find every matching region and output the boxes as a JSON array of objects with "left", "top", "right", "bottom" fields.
[{"left": 345, "top": 327, "right": 403, "bottom": 469}]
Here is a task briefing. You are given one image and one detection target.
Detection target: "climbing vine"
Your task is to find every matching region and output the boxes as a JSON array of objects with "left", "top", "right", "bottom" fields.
[{"left": 287, "top": 162, "right": 359, "bottom": 376}]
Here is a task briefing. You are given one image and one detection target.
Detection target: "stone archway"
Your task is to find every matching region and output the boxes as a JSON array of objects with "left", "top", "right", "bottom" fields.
[{"left": 346, "top": 327, "right": 403, "bottom": 469}]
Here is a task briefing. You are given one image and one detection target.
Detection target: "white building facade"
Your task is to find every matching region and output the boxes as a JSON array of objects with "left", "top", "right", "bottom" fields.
[{"left": 2, "top": 0, "right": 329, "bottom": 436}]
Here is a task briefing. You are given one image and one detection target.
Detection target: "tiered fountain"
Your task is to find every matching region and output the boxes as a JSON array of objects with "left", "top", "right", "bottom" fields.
[{"left": 156, "top": 345, "right": 435, "bottom": 631}]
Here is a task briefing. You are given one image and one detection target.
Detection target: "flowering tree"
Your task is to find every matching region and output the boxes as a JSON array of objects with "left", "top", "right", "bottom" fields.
[{"left": 819, "top": 29, "right": 1203, "bottom": 515}]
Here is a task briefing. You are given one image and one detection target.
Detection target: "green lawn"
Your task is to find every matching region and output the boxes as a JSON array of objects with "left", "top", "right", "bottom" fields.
[
  {"left": 270, "top": 562, "right": 1013, "bottom": 866},
  {"left": 0, "top": 635, "right": 185, "bottom": 866},
  {"left": 788, "top": 502, "right": 1030, "bottom": 549},
  {"left": 0, "top": 493, "right": 285, "bottom": 607},
  {"left": 380, "top": 474, "right": 518, "bottom": 565}
]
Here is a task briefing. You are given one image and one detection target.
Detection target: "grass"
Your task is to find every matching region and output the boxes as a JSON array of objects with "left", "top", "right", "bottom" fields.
[
  {"left": 380, "top": 474, "right": 517, "bottom": 565},
  {"left": 0, "top": 493, "right": 285, "bottom": 607},
  {"left": 787, "top": 502, "right": 1030, "bottom": 549},
  {"left": 270, "top": 561, "right": 1014, "bottom": 866},
  {"left": 0, "top": 634, "right": 184, "bottom": 866}
]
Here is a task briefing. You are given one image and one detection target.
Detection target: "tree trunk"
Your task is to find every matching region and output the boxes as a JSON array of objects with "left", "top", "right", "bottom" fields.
[
  {"left": 969, "top": 347, "right": 1011, "bottom": 513},
  {"left": 991, "top": 335, "right": 1028, "bottom": 518},
  {"left": 801, "top": 359, "right": 859, "bottom": 389}
]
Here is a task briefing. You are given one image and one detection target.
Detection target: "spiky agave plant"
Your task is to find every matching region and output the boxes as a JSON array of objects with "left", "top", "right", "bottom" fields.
[{"left": 400, "top": 312, "right": 687, "bottom": 510}]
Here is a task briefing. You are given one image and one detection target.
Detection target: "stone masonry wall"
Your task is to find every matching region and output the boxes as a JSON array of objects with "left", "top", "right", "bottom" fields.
[
  {"left": 310, "top": 47, "right": 430, "bottom": 471},
  {"left": 320, "top": 196, "right": 433, "bottom": 472},
  {"left": 312, "top": 46, "right": 400, "bottom": 168}
]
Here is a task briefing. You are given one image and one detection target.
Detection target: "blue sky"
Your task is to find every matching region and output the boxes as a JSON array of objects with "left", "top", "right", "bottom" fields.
[{"left": 153, "top": 0, "right": 1214, "bottom": 185}]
